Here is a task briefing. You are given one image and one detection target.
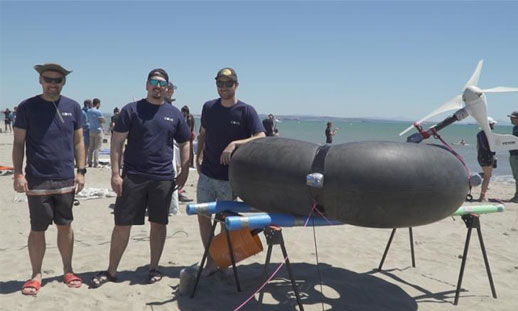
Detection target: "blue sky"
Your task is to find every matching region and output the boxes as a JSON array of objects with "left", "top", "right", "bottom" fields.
[{"left": 1, "top": 1, "right": 518, "bottom": 123}]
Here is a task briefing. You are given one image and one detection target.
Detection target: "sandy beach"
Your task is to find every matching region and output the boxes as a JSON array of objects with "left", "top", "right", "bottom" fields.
[{"left": 0, "top": 132, "right": 517, "bottom": 311}]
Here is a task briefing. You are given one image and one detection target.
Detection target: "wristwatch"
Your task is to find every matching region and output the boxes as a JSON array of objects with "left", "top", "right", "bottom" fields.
[{"left": 77, "top": 168, "right": 87, "bottom": 175}]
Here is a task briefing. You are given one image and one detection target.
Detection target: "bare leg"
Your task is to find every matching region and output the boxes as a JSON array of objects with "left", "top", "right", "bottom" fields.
[
  {"left": 479, "top": 166, "right": 493, "bottom": 201},
  {"left": 197, "top": 215, "right": 218, "bottom": 274},
  {"left": 24, "top": 230, "right": 45, "bottom": 295},
  {"left": 107, "top": 225, "right": 132, "bottom": 277},
  {"left": 149, "top": 222, "right": 166, "bottom": 271},
  {"left": 56, "top": 224, "right": 74, "bottom": 273}
]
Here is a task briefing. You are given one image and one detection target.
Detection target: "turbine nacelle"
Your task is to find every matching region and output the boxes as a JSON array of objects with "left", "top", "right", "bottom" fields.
[{"left": 400, "top": 60, "right": 518, "bottom": 152}]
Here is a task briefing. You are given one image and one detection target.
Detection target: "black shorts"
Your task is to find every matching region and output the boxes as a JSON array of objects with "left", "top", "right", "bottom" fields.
[
  {"left": 27, "top": 178, "right": 75, "bottom": 231},
  {"left": 114, "top": 174, "right": 175, "bottom": 226},
  {"left": 478, "top": 154, "right": 495, "bottom": 167}
]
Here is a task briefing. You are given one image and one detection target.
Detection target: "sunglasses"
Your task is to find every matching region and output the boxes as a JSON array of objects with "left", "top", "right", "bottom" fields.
[
  {"left": 216, "top": 80, "right": 235, "bottom": 88},
  {"left": 42, "top": 76, "right": 64, "bottom": 84},
  {"left": 149, "top": 79, "right": 168, "bottom": 87}
]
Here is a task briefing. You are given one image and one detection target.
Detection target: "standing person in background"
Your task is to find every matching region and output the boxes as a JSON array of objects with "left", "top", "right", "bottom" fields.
[
  {"left": 508, "top": 111, "right": 518, "bottom": 203},
  {"left": 81, "top": 100, "right": 91, "bottom": 166},
  {"left": 164, "top": 82, "right": 180, "bottom": 214},
  {"left": 87, "top": 98, "right": 105, "bottom": 167},
  {"left": 109, "top": 107, "right": 120, "bottom": 133},
  {"left": 196, "top": 67, "right": 265, "bottom": 275},
  {"left": 476, "top": 117, "right": 497, "bottom": 202},
  {"left": 325, "top": 121, "right": 338, "bottom": 144},
  {"left": 90, "top": 69, "right": 191, "bottom": 288},
  {"left": 262, "top": 114, "right": 275, "bottom": 136},
  {"left": 4, "top": 108, "right": 12, "bottom": 133},
  {"left": 12, "top": 63, "right": 85, "bottom": 295},
  {"left": 181, "top": 105, "right": 196, "bottom": 168}
]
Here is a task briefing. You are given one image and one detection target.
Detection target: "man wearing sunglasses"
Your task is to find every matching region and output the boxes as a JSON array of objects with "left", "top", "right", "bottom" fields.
[
  {"left": 91, "top": 69, "right": 191, "bottom": 287},
  {"left": 196, "top": 67, "right": 265, "bottom": 275},
  {"left": 12, "top": 63, "right": 86, "bottom": 295}
]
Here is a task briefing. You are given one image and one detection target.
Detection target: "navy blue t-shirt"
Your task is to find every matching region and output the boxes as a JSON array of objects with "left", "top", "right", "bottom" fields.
[
  {"left": 14, "top": 95, "right": 83, "bottom": 179},
  {"left": 201, "top": 99, "right": 265, "bottom": 180},
  {"left": 114, "top": 99, "right": 191, "bottom": 180}
]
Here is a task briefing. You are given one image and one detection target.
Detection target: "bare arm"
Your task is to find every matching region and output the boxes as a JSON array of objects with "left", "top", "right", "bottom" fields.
[
  {"left": 175, "top": 141, "right": 191, "bottom": 189},
  {"left": 220, "top": 131, "right": 266, "bottom": 165},
  {"left": 196, "top": 126, "right": 206, "bottom": 174},
  {"left": 73, "top": 128, "right": 86, "bottom": 193},
  {"left": 110, "top": 130, "right": 129, "bottom": 196},
  {"left": 12, "top": 127, "right": 28, "bottom": 193}
]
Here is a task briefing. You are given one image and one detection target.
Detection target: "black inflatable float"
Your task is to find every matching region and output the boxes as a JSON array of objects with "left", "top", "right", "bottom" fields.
[{"left": 229, "top": 137, "right": 469, "bottom": 228}]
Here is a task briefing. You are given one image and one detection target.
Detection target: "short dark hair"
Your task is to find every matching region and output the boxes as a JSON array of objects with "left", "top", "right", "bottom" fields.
[{"left": 92, "top": 98, "right": 101, "bottom": 106}]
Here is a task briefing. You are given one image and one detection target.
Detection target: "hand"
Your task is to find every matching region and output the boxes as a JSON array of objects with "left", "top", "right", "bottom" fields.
[
  {"left": 13, "top": 174, "right": 28, "bottom": 193},
  {"left": 220, "top": 142, "right": 236, "bottom": 166},
  {"left": 111, "top": 174, "right": 124, "bottom": 197},
  {"left": 74, "top": 173, "right": 85, "bottom": 194},
  {"left": 175, "top": 170, "right": 188, "bottom": 190},
  {"left": 196, "top": 156, "right": 202, "bottom": 175}
]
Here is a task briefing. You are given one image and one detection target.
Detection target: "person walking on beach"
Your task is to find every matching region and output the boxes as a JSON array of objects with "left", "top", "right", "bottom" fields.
[
  {"left": 508, "top": 111, "right": 518, "bottom": 202},
  {"left": 181, "top": 105, "right": 196, "bottom": 168},
  {"left": 87, "top": 98, "right": 105, "bottom": 167},
  {"left": 325, "top": 121, "right": 338, "bottom": 143},
  {"left": 196, "top": 67, "right": 265, "bottom": 275},
  {"left": 4, "top": 108, "right": 13, "bottom": 133},
  {"left": 81, "top": 100, "right": 91, "bottom": 165},
  {"left": 109, "top": 107, "right": 120, "bottom": 133},
  {"left": 90, "top": 69, "right": 191, "bottom": 287},
  {"left": 12, "top": 63, "right": 86, "bottom": 295},
  {"left": 476, "top": 117, "right": 497, "bottom": 202}
]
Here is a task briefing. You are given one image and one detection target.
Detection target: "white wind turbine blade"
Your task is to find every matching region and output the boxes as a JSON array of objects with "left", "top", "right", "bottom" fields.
[
  {"left": 399, "top": 94, "right": 463, "bottom": 136},
  {"left": 481, "top": 86, "right": 518, "bottom": 93},
  {"left": 464, "top": 60, "right": 484, "bottom": 88}
]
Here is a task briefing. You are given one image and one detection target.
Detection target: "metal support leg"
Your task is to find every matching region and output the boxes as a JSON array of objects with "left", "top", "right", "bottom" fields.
[
  {"left": 224, "top": 221, "right": 242, "bottom": 292},
  {"left": 191, "top": 215, "right": 219, "bottom": 298},
  {"left": 409, "top": 227, "right": 416, "bottom": 268},
  {"left": 258, "top": 227, "right": 304, "bottom": 311},
  {"left": 454, "top": 215, "right": 497, "bottom": 305},
  {"left": 378, "top": 228, "right": 396, "bottom": 270}
]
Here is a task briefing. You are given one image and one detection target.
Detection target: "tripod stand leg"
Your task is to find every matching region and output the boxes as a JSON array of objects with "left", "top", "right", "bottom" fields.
[
  {"left": 378, "top": 228, "right": 397, "bottom": 271},
  {"left": 476, "top": 226, "right": 497, "bottom": 298},
  {"left": 454, "top": 220, "right": 473, "bottom": 305},
  {"left": 409, "top": 227, "right": 416, "bottom": 268},
  {"left": 257, "top": 244, "right": 274, "bottom": 310},
  {"left": 191, "top": 216, "right": 219, "bottom": 298},
  {"left": 224, "top": 226, "right": 242, "bottom": 292}
]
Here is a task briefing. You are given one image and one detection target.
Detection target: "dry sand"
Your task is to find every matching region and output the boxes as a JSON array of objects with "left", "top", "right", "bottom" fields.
[{"left": 0, "top": 133, "right": 517, "bottom": 311}]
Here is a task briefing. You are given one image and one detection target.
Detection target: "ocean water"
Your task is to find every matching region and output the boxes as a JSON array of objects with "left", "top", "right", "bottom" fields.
[{"left": 270, "top": 118, "right": 515, "bottom": 182}]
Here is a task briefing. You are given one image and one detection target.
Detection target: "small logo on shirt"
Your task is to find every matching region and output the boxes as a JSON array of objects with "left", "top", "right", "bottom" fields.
[
  {"left": 164, "top": 117, "right": 174, "bottom": 122},
  {"left": 230, "top": 120, "right": 240, "bottom": 125},
  {"left": 61, "top": 112, "right": 72, "bottom": 117}
]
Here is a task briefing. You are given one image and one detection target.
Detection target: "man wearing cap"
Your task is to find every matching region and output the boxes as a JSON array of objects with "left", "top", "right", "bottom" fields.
[
  {"left": 91, "top": 68, "right": 191, "bottom": 287},
  {"left": 196, "top": 67, "right": 265, "bottom": 275},
  {"left": 476, "top": 117, "right": 497, "bottom": 202},
  {"left": 508, "top": 111, "right": 518, "bottom": 202},
  {"left": 12, "top": 63, "right": 86, "bottom": 295}
]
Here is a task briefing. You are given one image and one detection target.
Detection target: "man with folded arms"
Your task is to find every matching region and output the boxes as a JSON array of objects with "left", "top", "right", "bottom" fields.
[
  {"left": 91, "top": 69, "right": 191, "bottom": 287},
  {"left": 13, "top": 63, "right": 86, "bottom": 295}
]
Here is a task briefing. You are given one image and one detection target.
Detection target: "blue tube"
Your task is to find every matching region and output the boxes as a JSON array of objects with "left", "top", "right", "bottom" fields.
[
  {"left": 185, "top": 201, "right": 252, "bottom": 215},
  {"left": 225, "top": 213, "right": 343, "bottom": 230}
]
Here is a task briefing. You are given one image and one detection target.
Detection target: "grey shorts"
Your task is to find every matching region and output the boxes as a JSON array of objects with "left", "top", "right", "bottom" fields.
[
  {"left": 196, "top": 173, "right": 233, "bottom": 203},
  {"left": 114, "top": 174, "right": 175, "bottom": 225},
  {"left": 27, "top": 178, "right": 75, "bottom": 231}
]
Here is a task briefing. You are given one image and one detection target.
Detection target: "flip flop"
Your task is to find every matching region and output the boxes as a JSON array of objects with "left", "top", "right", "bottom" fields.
[
  {"left": 90, "top": 271, "right": 117, "bottom": 288},
  {"left": 21, "top": 279, "right": 41, "bottom": 296},
  {"left": 64, "top": 272, "right": 82, "bottom": 288},
  {"left": 148, "top": 269, "right": 163, "bottom": 284}
]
